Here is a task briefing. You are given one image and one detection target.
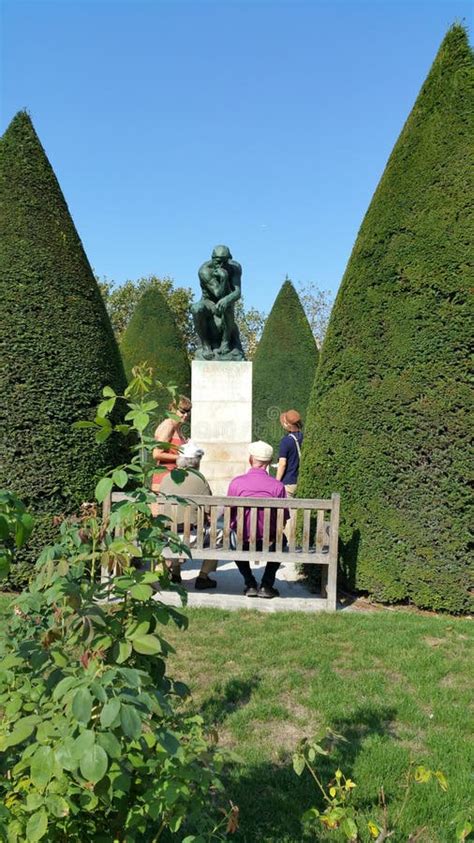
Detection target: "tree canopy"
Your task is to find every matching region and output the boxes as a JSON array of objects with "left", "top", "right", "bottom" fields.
[
  {"left": 0, "top": 111, "right": 127, "bottom": 586},
  {"left": 298, "top": 26, "right": 474, "bottom": 613},
  {"left": 252, "top": 279, "right": 318, "bottom": 455},
  {"left": 120, "top": 286, "right": 191, "bottom": 416}
]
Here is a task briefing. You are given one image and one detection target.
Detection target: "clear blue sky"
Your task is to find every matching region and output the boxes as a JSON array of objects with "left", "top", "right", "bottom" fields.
[{"left": 1, "top": 0, "right": 471, "bottom": 312}]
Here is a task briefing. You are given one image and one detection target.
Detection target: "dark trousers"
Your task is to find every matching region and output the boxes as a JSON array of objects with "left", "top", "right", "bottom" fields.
[{"left": 235, "top": 540, "right": 283, "bottom": 589}]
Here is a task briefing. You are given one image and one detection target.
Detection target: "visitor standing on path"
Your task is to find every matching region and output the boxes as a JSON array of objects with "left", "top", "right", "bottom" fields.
[
  {"left": 151, "top": 396, "right": 192, "bottom": 492},
  {"left": 276, "top": 409, "right": 303, "bottom": 495}
]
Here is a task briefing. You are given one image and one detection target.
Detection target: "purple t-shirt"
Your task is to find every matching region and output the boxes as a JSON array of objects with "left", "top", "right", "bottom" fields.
[{"left": 227, "top": 468, "right": 288, "bottom": 542}]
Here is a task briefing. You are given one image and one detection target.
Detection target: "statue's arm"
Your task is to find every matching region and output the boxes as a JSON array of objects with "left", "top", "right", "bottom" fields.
[
  {"left": 198, "top": 262, "right": 213, "bottom": 299},
  {"left": 216, "top": 262, "right": 242, "bottom": 313}
]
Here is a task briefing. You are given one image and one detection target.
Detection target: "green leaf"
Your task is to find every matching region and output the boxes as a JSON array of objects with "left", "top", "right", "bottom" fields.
[
  {"left": 95, "top": 477, "right": 113, "bottom": 503},
  {"left": 102, "top": 386, "right": 116, "bottom": 397},
  {"left": 97, "top": 731, "right": 121, "bottom": 759},
  {"left": 26, "top": 809, "right": 48, "bottom": 842},
  {"left": 156, "top": 730, "right": 180, "bottom": 755},
  {"left": 25, "top": 794, "right": 44, "bottom": 813},
  {"left": 340, "top": 817, "right": 358, "bottom": 839},
  {"left": 90, "top": 681, "right": 107, "bottom": 703},
  {"left": 0, "top": 514, "right": 11, "bottom": 539},
  {"left": 80, "top": 745, "right": 108, "bottom": 783},
  {"left": 132, "top": 633, "right": 161, "bottom": 655},
  {"left": 112, "top": 469, "right": 128, "bottom": 489},
  {"left": 120, "top": 705, "right": 142, "bottom": 739},
  {"left": 129, "top": 584, "right": 153, "bottom": 601},
  {"left": 119, "top": 668, "right": 142, "bottom": 687},
  {"left": 0, "top": 554, "right": 10, "bottom": 579},
  {"left": 55, "top": 737, "right": 78, "bottom": 772},
  {"left": 434, "top": 770, "right": 448, "bottom": 791},
  {"left": 100, "top": 697, "right": 121, "bottom": 728},
  {"left": 30, "top": 746, "right": 54, "bottom": 789},
  {"left": 95, "top": 428, "right": 112, "bottom": 443},
  {"left": 72, "top": 420, "right": 97, "bottom": 429},
  {"left": 134, "top": 412, "right": 149, "bottom": 432},
  {"left": 45, "top": 795, "right": 69, "bottom": 818},
  {"left": 72, "top": 729, "right": 95, "bottom": 759},
  {"left": 125, "top": 619, "right": 150, "bottom": 640},
  {"left": 292, "top": 753, "right": 305, "bottom": 776},
  {"left": 72, "top": 687, "right": 93, "bottom": 724},
  {"left": 96, "top": 397, "right": 116, "bottom": 418},
  {"left": 456, "top": 820, "right": 473, "bottom": 841},
  {"left": 116, "top": 640, "right": 132, "bottom": 664},
  {"left": 6, "top": 715, "right": 38, "bottom": 747},
  {"left": 53, "top": 676, "right": 78, "bottom": 701}
]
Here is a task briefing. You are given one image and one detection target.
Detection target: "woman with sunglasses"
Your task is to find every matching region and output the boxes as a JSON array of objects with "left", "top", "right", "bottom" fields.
[{"left": 151, "top": 396, "right": 192, "bottom": 492}]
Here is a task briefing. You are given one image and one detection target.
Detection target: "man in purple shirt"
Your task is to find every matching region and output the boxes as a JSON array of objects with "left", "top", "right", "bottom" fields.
[{"left": 228, "top": 441, "right": 288, "bottom": 598}]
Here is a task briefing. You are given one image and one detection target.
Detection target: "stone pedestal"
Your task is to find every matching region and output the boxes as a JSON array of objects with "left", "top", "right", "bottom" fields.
[{"left": 191, "top": 361, "right": 252, "bottom": 495}]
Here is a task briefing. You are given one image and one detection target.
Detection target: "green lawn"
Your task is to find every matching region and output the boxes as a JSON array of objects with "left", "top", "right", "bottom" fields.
[
  {"left": 1, "top": 596, "right": 471, "bottom": 841},
  {"left": 165, "top": 608, "right": 473, "bottom": 842}
]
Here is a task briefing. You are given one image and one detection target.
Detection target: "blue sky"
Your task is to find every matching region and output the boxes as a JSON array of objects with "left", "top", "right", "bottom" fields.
[{"left": 1, "top": 0, "right": 472, "bottom": 312}]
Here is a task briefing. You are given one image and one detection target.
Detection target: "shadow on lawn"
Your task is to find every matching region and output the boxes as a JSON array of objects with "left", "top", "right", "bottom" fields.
[
  {"left": 223, "top": 704, "right": 398, "bottom": 843},
  {"left": 201, "top": 675, "right": 262, "bottom": 725}
]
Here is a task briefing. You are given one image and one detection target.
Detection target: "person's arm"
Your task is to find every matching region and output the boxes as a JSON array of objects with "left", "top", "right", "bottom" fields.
[
  {"left": 276, "top": 437, "right": 290, "bottom": 481},
  {"left": 276, "top": 458, "right": 287, "bottom": 482},
  {"left": 152, "top": 419, "right": 178, "bottom": 463}
]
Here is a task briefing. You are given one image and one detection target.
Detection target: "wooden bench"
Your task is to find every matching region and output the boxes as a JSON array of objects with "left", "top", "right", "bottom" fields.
[{"left": 103, "top": 492, "right": 340, "bottom": 610}]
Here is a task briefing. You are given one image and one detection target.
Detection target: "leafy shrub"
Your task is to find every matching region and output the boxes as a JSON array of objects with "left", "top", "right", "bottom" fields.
[
  {"left": 0, "top": 111, "right": 127, "bottom": 587},
  {"left": 253, "top": 279, "right": 318, "bottom": 454},
  {"left": 120, "top": 286, "right": 191, "bottom": 418},
  {"left": 0, "top": 367, "right": 231, "bottom": 841},
  {"left": 298, "top": 26, "right": 474, "bottom": 612},
  {"left": 292, "top": 732, "right": 470, "bottom": 842}
]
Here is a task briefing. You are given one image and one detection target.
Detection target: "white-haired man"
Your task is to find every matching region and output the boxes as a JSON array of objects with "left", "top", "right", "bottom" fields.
[
  {"left": 228, "top": 441, "right": 289, "bottom": 598},
  {"left": 159, "top": 442, "right": 217, "bottom": 590}
]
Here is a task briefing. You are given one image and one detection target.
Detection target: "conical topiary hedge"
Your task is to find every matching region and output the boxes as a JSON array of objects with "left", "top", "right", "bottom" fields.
[
  {"left": 252, "top": 279, "right": 318, "bottom": 455},
  {"left": 120, "top": 286, "right": 191, "bottom": 416},
  {"left": 298, "top": 26, "right": 473, "bottom": 613},
  {"left": 0, "top": 111, "right": 127, "bottom": 586}
]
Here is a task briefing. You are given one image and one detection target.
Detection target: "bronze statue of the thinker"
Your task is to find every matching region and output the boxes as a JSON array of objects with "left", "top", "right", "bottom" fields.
[{"left": 192, "top": 245, "right": 245, "bottom": 360}]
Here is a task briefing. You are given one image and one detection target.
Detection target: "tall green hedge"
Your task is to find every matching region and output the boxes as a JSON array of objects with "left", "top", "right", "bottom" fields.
[
  {"left": 298, "top": 26, "right": 473, "bottom": 613},
  {"left": 120, "top": 286, "right": 191, "bottom": 416},
  {"left": 0, "top": 111, "right": 127, "bottom": 586},
  {"left": 253, "top": 279, "right": 318, "bottom": 455}
]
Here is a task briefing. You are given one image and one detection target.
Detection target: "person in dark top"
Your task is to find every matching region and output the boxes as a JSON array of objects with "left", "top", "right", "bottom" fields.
[{"left": 276, "top": 409, "right": 303, "bottom": 496}]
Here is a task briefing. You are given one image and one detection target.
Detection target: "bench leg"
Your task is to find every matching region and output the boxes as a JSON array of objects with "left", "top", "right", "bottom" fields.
[
  {"left": 320, "top": 565, "right": 328, "bottom": 599},
  {"left": 326, "top": 561, "right": 337, "bottom": 611}
]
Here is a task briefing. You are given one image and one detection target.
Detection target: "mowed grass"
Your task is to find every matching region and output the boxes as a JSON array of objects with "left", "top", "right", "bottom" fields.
[
  {"left": 0, "top": 595, "right": 471, "bottom": 841},
  {"left": 165, "top": 608, "right": 473, "bottom": 843}
]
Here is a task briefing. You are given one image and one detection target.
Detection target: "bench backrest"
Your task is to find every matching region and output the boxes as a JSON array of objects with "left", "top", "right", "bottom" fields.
[{"left": 107, "top": 491, "right": 340, "bottom": 567}]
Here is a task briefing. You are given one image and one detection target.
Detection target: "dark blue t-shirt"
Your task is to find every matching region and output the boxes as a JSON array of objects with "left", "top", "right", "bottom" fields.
[{"left": 279, "top": 431, "right": 304, "bottom": 485}]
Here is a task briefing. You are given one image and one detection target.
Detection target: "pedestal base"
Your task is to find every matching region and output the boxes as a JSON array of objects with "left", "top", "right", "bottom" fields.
[{"left": 191, "top": 360, "right": 252, "bottom": 495}]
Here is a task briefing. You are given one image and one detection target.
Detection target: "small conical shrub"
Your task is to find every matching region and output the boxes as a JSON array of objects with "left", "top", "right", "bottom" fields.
[
  {"left": 298, "top": 26, "right": 473, "bottom": 613},
  {"left": 120, "top": 286, "right": 190, "bottom": 416},
  {"left": 253, "top": 279, "right": 318, "bottom": 455},
  {"left": 0, "top": 111, "right": 127, "bottom": 586}
]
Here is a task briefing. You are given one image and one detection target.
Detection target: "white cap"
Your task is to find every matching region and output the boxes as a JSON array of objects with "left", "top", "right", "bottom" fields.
[
  {"left": 181, "top": 440, "right": 204, "bottom": 459},
  {"left": 248, "top": 440, "right": 273, "bottom": 461}
]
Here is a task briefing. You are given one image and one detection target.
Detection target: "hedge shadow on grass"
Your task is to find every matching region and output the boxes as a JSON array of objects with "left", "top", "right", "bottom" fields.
[
  {"left": 221, "top": 705, "right": 399, "bottom": 842},
  {"left": 201, "top": 675, "right": 262, "bottom": 726}
]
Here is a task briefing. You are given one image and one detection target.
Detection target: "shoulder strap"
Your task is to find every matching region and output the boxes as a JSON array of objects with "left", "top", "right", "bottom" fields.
[{"left": 289, "top": 433, "right": 302, "bottom": 461}]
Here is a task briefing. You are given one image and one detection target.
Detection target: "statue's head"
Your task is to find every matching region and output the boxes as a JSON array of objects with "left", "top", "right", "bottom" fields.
[{"left": 211, "top": 245, "right": 232, "bottom": 265}]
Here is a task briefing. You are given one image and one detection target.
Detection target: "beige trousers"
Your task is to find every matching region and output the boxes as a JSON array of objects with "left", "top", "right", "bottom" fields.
[
  {"left": 284, "top": 484, "right": 298, "bottom": 540},
  {"left": 171, "top": 558, "right": 217, "bottom": 577}
]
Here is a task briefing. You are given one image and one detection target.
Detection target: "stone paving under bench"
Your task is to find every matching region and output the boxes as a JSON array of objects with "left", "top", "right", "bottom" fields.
[{"left": 155, "top": 556, "right": 344, "bottom": 613}]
